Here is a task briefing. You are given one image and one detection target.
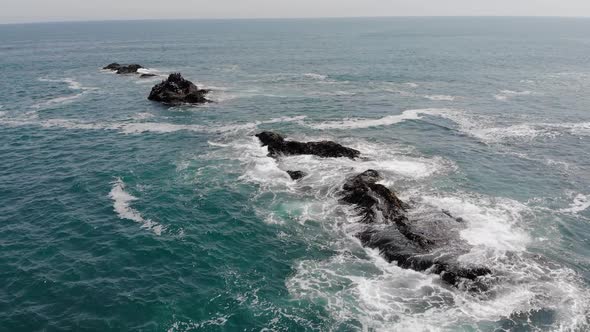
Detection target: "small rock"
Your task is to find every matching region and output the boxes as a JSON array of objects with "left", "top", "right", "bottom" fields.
[{"left": 286, "top": 170, "right": 307, "bottom": 180}]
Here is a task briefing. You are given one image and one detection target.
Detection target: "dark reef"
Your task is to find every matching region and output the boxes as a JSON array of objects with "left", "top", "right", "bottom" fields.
[
  {"left": 341, "top": 170, "right": 492, "bottom": 288},
  {"left": 255, "top": 131, "right": 360, "bottom": 159},
  {"left": 103, "top": 63, "right": 144, "bottom": 74}
]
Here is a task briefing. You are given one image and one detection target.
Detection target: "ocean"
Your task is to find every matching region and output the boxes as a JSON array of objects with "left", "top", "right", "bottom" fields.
[{"left": 0, "top": 17, "right": 589, "bottom": 331}]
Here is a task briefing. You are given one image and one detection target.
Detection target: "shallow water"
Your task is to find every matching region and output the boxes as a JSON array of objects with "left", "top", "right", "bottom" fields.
[{"left": 0, "top": 17, "right": 589, "bottom": 331}]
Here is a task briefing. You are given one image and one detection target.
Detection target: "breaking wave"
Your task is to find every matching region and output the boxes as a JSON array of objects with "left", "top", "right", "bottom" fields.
[{"left": 307, "top": 108, "right": 450, "bottom": 130}]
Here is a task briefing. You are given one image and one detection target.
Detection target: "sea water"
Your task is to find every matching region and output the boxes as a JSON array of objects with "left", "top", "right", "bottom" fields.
[{"left": 0, "top": 17, "right": 589, "bottom": 331}]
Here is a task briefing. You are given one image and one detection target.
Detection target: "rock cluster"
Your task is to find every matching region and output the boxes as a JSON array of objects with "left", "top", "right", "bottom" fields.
[{"left": 255, "top": 133, "right": 492, "bottom": 289}]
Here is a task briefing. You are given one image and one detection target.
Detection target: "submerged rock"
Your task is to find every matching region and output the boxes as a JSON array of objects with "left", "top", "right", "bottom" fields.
[
  {"left": 148, "top": 73, "right": 211, "bottom": 105},
  {"left": 255, "top": 131, "right": 361, "bottom": 159},
  {"left": 103, "top": 63, "right": 144, "bottom": 74},
  {"left": 341, "top": 170, "right": 491, "bottom": 288},
  {"left": 140, "top": 73, "right": 157, "bottom": 78},
  {"left": 287, "top": 170, "right": 307, "bottom": 180}
]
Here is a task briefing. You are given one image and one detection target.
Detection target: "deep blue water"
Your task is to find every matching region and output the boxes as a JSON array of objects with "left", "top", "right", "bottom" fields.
[{"left": 0, "top": 17, "right": 589, "bottom": 331}]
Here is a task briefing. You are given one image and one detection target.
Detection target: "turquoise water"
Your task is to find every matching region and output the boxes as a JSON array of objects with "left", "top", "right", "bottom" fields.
[{"left": 1, "top": 17, "right": 589, "bottom": 331}]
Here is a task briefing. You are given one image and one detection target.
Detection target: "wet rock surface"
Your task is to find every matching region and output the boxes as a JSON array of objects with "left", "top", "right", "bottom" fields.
[
  {"left": 255, "top": 131, "right": 361, "bottom": 159},
  {"left": 103, "top": 63, "right": 144, "bottom": 74},
  {"left": 148, "top": 73, "right": 211, "bottom": 105},
  {"left": 286, "top": 170, "right": 307, "bottom": 180},
  {"left": 341, "top": 170, "right": 492, "bottom": 288}
]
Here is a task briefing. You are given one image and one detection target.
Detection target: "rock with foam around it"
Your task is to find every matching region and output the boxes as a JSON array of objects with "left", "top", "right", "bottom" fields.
[
  {"left": 103, "top": 63, "right": 144, "bottom": 74},
  {"left": 341, "top": 169, "right": 492, "bottom": 290},
  {"left": 148, "top": 73, "right": 211, "bottom": 105},
  {"left": 255, "top": 131, "right": 361, "bottom": 159}
]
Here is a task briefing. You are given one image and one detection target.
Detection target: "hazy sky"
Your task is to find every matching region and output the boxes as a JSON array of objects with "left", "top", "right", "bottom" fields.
[{"left": 1, "top": 0, "right": 590, "bottom": 23}]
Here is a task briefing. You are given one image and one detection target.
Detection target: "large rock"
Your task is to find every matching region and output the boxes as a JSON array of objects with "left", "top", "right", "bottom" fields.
[
  {"left": 341, "top": 170, "right": 491, "bottom": 289},
  {"left": 148, "top": 73, "right": 211, "bottom": 105},
  {"left": 255, "top": 131, "right": 361, "bottom": 159},
  {"left": 103, "top": 63, "right": 144, "bottom": 74}
]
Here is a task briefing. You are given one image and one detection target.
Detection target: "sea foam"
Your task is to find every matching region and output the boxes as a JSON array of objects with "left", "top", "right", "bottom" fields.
[
  {"left": 109, "top": 178, "right": 164, "bottom": 235},
  {"left": 33, "top": 77, "right": 96, "bottom": 109},
  {"left": 307, "top": 108, "right": 450, "bottom": 130}
]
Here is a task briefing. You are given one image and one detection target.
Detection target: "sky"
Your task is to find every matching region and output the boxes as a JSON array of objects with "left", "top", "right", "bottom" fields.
[{"left": 1, "top": 0, "right": 590, "bottom": 23}]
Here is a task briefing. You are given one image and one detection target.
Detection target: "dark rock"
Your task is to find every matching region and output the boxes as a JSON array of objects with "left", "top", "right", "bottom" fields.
[
  {"left": 148, "top": 73, "right": 211, "bottom": 105},
  {"left": 140, "top": 73, "right": 157, "bottom": 78},
  {"left": 255, "top": 131, "right": 361, "bottom": 159},
  {"left": 103, "top": 63, "right": 144, "bottom": 74},
  {"left": 287, "top": 170, "right": 307, "bottom": 180},
  {"left": 341, "top": 170, "right": 491, "bottom": 289},
  {"left": 103, "top": 63, "right": 122, "bottom": 71},
  {"left": 116, "top": 64, "right": 143, "bottom": 74}
]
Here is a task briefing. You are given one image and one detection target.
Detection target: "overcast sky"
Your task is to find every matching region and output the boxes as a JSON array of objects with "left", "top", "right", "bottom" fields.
[{"left": 1, "top": 0, "right": 590, "bottom": 24}]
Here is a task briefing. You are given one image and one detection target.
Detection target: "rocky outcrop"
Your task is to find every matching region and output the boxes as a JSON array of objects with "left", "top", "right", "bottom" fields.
[
  {"left": 287, "top": 170, "right": 307, "bottom": 180},
  {"left": 255, "top": 131, "right": 361, "bottom": 159},
  {"left": 148, "top": 73, "right": 211, "bottom": 105},
  {"left": 341, "top": 170, "right": 491, "bottom": 289},
  {"left": 103, "top": 63, "right": 144, "bottom": 74}
]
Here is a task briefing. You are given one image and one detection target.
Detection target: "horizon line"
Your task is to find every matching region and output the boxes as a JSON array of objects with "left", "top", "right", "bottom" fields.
[{"left": 2, "top": 15, "right": 590, "bottom": 25}]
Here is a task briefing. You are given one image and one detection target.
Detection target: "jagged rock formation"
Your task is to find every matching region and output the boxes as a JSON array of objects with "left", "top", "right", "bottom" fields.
[
  {"left": 341, "top": 170, "right": 492, "bottom": 288},
  {"left": 148, "top": 73, "right": 211, "bottom": 105},
  {"left": 255, "top": 131, "right": 360, "bottom": 159}
]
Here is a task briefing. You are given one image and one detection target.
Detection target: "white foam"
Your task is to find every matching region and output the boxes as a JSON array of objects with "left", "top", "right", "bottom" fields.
[
  {"left": 235, "top": 136, "right": 294, "bottom": 190},
  {"left": 38, "top": 77, "right": 94, "bottom": 91},
  {"left": 167, "top": 315, "right": 229, "bottom": 332},
  {"left": 419, "top": 193, "right": 531, "bottom": 254},
  {"left": 108, "top": 178, "right": 164, "bottom": 235},
  {"left": 494, "top": 90, "right": 533, "bottom": 101},
  {"left": 0, "top": 115, "right": 307, "bottom": 135},
  {"left": 404, "top": 82, "right": 419, "bottom": 88},
  {"left": 34, "top": 77, "right": 96, "bottom": 109},
  {"left": 285, "top": 189, "right": 589, "bottom": 331},
  {"left": 131, "top": 112, "right": 155, "bottom": 120},
  {"left": 559, "top": 193, "right": 590, "bottom": 214},
  {"left": 307, "top": 108, "right": 450, "bottom": 130},
  {"left": 202, "top": 127, "right": 590, "bottom": 330},
  {"left": 303, "top": 73, "right": 328, "bottom": 80},
  {"left": 31, "top": 93, "right": 87, "bottom": 109},
  {"left": 425, "top": 109, "right": 558, "bottom": 144},
  {"left": 563, "top": 122, "right": 590, "bottom": 137},
  {"left": 424, "top": 94, "right": 457, "bottom": 101}
]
